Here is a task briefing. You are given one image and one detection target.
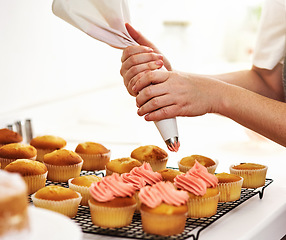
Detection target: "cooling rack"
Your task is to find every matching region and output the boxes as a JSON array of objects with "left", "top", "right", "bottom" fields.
[{"left": 29, "top": 170, "right": 273, "bottom": 240}]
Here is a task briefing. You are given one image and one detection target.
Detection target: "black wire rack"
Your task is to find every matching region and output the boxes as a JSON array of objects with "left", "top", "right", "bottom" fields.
[{"left": 29, "top": 170, "right": 273, "bottom": 240}]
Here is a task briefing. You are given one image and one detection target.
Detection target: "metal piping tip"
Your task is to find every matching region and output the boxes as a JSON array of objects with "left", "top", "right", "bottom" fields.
[{"left": 165, "top": 137, "right": 180, "bottom": 152}]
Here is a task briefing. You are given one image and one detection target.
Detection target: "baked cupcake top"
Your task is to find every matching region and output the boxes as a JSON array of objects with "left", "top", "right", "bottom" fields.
[
  {"left": 34, "top": 185, "right": 79, "bottom": 201},
  {"left": 70, "top": 175, "right": 102, "bottom": 187},
  {"left": 157, "top": 168, "right": 183, "bottom": 183},
  {"left": 43, "top": 149, "right": 83, "bottom": 166},
  {"left": 30, "top": 135, "right": 66, "bottom": 149},
  {"left": 75, "top": 141, "right": 109, "bottom": 154},
  {"left": 179, "top": 154, "right": 216, "bottom": 168},
  {"left": 89, "top": 173, "right": 136, "bottom": 202},
  {"left": 0, "top": 170, "right": 27, "bottom": 197},
  {"left": 4, "top": 159, "right": 47, "bottom": 176},
  {"left": 131, "top": 145, "right": 168, "bottom": 162},
  {"left": 231, "top": 163, "right": 266, "bottom": 170},
  {"left": 0, "top": 143, "right": 37, "bottom": 159},
  {"left": 0, "top": 128, "right": 23, "bottom": 144},
  {"left": 174, "top": 161, "right": 218, "bottom": 196},
  {"left": 216, "top": 172, "right": 242, "bottom": 183},
  {"left": 106, "top": 157, "right": 142, "bottom": 174},
  {"left": 139, "top": 181, "right": 188, "bottom": 208}
]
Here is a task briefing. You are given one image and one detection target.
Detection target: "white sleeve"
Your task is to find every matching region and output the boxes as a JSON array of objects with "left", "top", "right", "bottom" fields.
[{"left": 252, "top": 0, "right": 286, "bottom": 70}]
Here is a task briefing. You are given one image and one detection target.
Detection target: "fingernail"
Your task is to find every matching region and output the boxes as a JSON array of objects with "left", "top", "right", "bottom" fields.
[
  {"left": 132, "top": 85, "right": 136, "bottom": 92},
  {"left": 155, "top": 60, "right": 163, "bottom": 65}
]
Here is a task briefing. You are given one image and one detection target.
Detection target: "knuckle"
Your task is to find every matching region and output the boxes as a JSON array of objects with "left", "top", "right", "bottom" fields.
[{"left": 160, "top": 107, "right": 169, "bottom": 118}]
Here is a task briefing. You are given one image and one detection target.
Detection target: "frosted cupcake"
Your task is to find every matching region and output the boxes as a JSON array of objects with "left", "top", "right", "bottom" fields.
[
  {"left": 178, "top": 155, "right": 218, "bottom": 174},
  {"left": 131, "top": 145, "right": 168, "bottom": 171},
  {"left": 4, "top": 159, "right": 48, "bottom": 195},
  {"left": 105, "top": 157, "right": 142, "bottom": 176},
  {"left": 68, "top": 175, "right": 102, "bottom": 206},
  {"left": 216, "top": 172, "right": 243, "bottom": 202},
  {"left": 0, "top": 143, "right": 37, "bottom": 169},
  {"left": 139, "top": 181, "right": 189, "bottom": 236},
  {"left": 31, "top": 185, "right": 82, "bottom": 218},
  {"left": 30, "top": 135, "right": 66, "bottom": 162},
  {"left": 174, "top": 161, "right": 219, "bottom": 218},
  {"left": 43, "top": 149, "right": 83, "bottom": 182},
  {"left": 157, "top": 168, "right": 183, "bottom": 183},
  {"left": 88, "top": 173, "right": 137, "bottom": 228},
  {"left": 75, "top": 142, "right": 111, "bottom": 171},
  {"left": 230, "top": 163, "right": 267, "bottom": 188}
]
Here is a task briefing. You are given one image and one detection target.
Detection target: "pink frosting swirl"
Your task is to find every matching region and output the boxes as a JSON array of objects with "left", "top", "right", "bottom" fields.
[
  {"left": 174, "top": 160, "right": 218, "bottom": 196},
  {"left": 139, "top": 181, "right": 189, "bottom": 208},
  {"left": 89, "top": 173, "right": 136, "bottom": 202},
  {"left": 121, "top": 172, "right": 146, "bottom": 190},
  {"left": 128, "top": 162, "right": 162, "bottom": 185}
]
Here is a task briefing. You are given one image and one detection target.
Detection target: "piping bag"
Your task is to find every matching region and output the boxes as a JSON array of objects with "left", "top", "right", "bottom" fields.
[{"left": 52, "top": 0, "right": 180, "bottom": 152}]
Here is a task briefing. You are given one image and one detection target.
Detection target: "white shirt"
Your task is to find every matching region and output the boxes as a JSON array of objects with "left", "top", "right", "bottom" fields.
[{"left": 252, "top": 0, "right": 286, "bottom": 70}]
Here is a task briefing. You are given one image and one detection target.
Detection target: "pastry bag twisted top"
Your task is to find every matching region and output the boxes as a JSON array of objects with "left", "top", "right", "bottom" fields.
[{"left": 52, "top": 0, "right": 180, "bottom": 151}]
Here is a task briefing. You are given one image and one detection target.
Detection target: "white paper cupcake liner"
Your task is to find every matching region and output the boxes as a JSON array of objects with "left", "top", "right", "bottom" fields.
[
  {"left": 23, "top": 172, "right": 48, "bottom": 195},
  {"left": 218, "top": 177, "right": 243, "bottom": 202},
  {"left": 68, "top": 179, "right": 90, "bottom": 206},
  {"left": 178, "top": 159, "right": 218, "bottom": 174},
  {"left": 137, "top": 156, "right": 168, "bottom": 172},
  {"left": 44, "top": 161, "right": 83, "bottom": 182},
  {"left": 77, "top": 151, "right": 111, "bottom": 171},
  {"left": 31, "top": 192, "right": 82, "bottom": 218}
]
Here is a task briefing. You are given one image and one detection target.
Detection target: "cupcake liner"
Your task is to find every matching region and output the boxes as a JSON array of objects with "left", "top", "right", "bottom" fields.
[
  {"left": 31, "top": 192, "right": 82, "bottom": 218},
  {"left": 35, "top": 149, "right": 54, "bottom": 162},
  {"left": 138, "top": 156, "right": 168, "bottom": 172},
  {"left": 187, "top": 192, "right": 220, "bottom": 218},
  {"left": 44, "top": 162, "right": 83, "bottom": 182},
  {"left": 140, "top": 210, "right": 187, "bottom": 236},
  {"left": 178, "top": 159, "right": 218, "bottom": 174},
  {"left": 229, "top": 165, "right": 268, "bottom": 188},
  {"left": 134, "top": 191, "right": 141, "bottom": 212},
  {"left": 218, "top": 177, "right": 243, "bottom": 202},
  {"left": 0, "top": 156, "right": 37, "bottom": 169},
  {"left": 105, "top": 168, "right": 114, "bottom": 176},
  {"left": 68, "top": 179, "right": 90, "bottom": 206},
  {"left": 23, "top": 172, "right": 48, "bottom": 195},
  {"left": 77, "top": 151, "right": 111, "bottom": 171},
  {"left": 88, "top": 200, "right": 136, "bottom": 228}
]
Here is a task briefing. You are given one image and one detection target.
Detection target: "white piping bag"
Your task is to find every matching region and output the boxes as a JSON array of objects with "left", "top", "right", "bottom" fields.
[{"left": 52, "top": 0, "right": 180, "bottom": 151}]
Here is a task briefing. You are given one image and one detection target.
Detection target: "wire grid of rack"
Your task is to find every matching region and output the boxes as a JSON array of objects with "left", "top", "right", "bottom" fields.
[{"left": 29, "top": 170, "right": 273, "bottom": 240}]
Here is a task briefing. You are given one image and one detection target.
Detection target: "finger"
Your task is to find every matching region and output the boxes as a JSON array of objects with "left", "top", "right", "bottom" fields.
[
  {"left": 144, "top": 105, "right": 178, "bottom": 121},
  {"left": 121, "top": 45, "right": 153, "bottom": 63}
]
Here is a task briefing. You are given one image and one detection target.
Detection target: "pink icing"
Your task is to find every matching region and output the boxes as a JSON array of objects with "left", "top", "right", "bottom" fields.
[
  {"left": 128, "top": 162, "right": 162, "bottom": 185},
  {"left": 89, "top": 173, "right": 136, "bottom": 202},
  {"left": 174, "top": 160, "right": 218, "bottom": 196},
  {"left": 121, "top": 172, "right": 146, "bottom": 190},
  {"left": 139, "top": 181, "right": 189, "bottom": 208}
]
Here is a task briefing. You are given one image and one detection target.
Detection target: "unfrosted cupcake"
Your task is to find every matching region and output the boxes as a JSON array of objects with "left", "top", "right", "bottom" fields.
[
  {"left": 230, "top": 163, "right": 267, "bottom": 188},
  {"left": 178, "top": 154, "right": 218, "bottom": 174},
  {"left": 75, "top": 141, "right": 111, "bottom": 171},
  {"left": 0, "top": 128, "right": 23, "bottom": 147},
  {"left": 43, "top": 149, "right": 83, "bottom": 182},
  {"left": 174, "top": 160, "right": 219, "bottom": 218},
  {"left": 31, "top": 185, "right": 82, "bottom": 218},
  {"left": 131, "top": 145, "right": 168, "bottom": 171},
  {"left": 30, "top": 135, "right": 66, "bottom": 162},
  {"left": 105, "top": 157, "right": 142, "bottom": 176},
  {"left": 68, "top": 175, "right": 102, "bottom": 206},
  {"left": 88, "top": 173, "right": 137, "bottom": 228},
  {"left": 216, "top": 172, "right": 243, "bottom": 202},
  {"left": 4, "top": 159, "right": 48, "bottom": 195},
  {"left": 139, "top": 181, "right": 189, "bottom": 236},
  {"left": 157, "top": 168, "right": 183, "bottom": 183},
  {"left": 0, "top": 143, "right": 37, "bottom": 169}
]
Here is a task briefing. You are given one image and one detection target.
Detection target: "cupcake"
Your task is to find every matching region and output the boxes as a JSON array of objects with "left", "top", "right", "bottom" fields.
[
  {"left": 75, "top": 142, "right": 111, "bottom": 171},
  {"left": 0, "top": 143, "right": 37, "bottom": 169},
  {"left": 0, "top": 128, "right": 23, "bottom": 147},
  {"left": 230, "top": 163, "right": 268, "bottom": 188},
  {"left": 30, "top": 135, "right": 66, "bottom": 162},
  {"left": 68, "top": 175, "right": 102, "bottom": 206},
  {"left": 157, "top": 168, "right": 183, "bottom": 183},
  {"left": 121, "top": 162, "right": 162, "bottom": 211},
  {"left": 105, "top": 157, "right": 142, "bottom": 176},
  {"left": 130, "top": 145, "right": 168, "bottom": 171},
  {"left": 4, "top": 159, "right": 48, "bottom": 195},
  {"left": 178, "top": 154, "right": 218, "bottom": 174},
  {"left": 43, "top": 149, "right": 83, "bottom": 182},
  {"left": 139, "top": 181, "right": 189, "bottom": 236},
  {"left": 88, "top": 173, "right": 137, "bottom": 228},
  {"left": 216, "top": 172, "right": 243, "bottom": 202},
  {"left": 174, "top": 160, "right": 219, "bottom": 218},
  {"left": 31, "top": 185, "right": 82, "bottom": 218}
]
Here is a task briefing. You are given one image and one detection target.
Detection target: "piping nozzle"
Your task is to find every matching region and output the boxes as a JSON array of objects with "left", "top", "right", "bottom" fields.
[{"left": 165, "top": 137, "right": 180, "bottom": 152}]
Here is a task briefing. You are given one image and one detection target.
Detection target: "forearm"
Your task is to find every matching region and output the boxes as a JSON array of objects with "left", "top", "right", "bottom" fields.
[{"left": 219, "top": 83, "right": 286, "bottom": 147}]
